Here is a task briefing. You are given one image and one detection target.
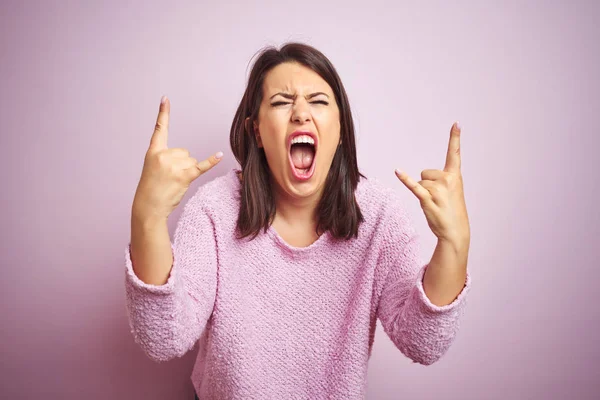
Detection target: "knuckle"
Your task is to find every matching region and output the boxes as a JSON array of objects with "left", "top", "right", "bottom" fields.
[
  {"left": 175, "top": 148, "right": 190, "bottom": 157},
  {"left": 172, "top": 167, "right": 188, "bottom": 182},
  {"left": 156, "top": 151, "right": 169, "bottom": 164}
]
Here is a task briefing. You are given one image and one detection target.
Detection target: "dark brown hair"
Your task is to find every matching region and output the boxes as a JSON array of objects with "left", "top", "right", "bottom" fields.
[{"left": 229, "top": 42, "right": 365, "bottom": 241}]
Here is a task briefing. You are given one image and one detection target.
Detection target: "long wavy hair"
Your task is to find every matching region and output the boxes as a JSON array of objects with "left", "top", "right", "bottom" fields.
[{"left": 230, "top": 42, "right": 365, "bottom": 241}]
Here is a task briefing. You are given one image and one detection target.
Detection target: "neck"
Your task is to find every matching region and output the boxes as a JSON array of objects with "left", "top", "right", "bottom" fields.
[
  {"left": 272, "top": 182, "right": 322, "bottom": 230},
  {"left": 237, "top": 170, "right": 322, "bottom": 232}
]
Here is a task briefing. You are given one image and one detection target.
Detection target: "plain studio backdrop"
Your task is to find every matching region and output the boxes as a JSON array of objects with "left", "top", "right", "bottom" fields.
[{"left": 1, "top": 1, "right": 598, "bottom": 399}]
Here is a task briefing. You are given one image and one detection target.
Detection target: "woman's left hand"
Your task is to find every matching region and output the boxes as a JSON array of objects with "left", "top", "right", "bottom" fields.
[{"left": 395, "top": 122, "right": 470, "bottom": 248}]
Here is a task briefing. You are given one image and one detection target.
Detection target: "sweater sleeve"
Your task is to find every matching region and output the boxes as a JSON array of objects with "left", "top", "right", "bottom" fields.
[
  {"left": 376, "top": 192, "right": 471, "bottom": 365},
  {"left": 124, "top": 191, "right": 218, "bottom": 363}
]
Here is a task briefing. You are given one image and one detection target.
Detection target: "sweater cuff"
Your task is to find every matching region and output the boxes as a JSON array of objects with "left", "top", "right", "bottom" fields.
[
  {"left": 414, "top": 264, "right": 471, "bottom": 313},
  {"left": 124, "top": 242, "right": 177, "bottom": 295}
]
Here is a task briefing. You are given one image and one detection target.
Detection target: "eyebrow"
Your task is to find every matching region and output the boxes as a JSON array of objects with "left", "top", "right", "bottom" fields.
[{"left": 269, "top": 92, "right": 330, "bottom": 100}]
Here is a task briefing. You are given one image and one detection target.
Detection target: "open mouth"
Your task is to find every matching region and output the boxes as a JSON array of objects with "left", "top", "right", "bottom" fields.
[{"left": 288, "top": 134, "right": 317, "bottom": 181}]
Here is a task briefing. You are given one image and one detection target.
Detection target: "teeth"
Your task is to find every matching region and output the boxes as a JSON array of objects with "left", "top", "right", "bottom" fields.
[{"left": 291, "top": 135, "right": 315, "bottom": 145}]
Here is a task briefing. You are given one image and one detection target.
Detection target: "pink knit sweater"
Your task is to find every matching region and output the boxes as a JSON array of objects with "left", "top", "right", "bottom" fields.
[{"left": 124, "top": 168, "right": 471, "bottom": 399}]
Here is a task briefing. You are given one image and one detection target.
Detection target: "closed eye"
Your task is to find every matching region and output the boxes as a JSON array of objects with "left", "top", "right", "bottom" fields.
[{"left": 271, "top": 100, "right": 329, "bottom": 107}]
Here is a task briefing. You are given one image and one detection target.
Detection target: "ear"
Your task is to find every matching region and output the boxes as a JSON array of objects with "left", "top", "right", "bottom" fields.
[
  {"left": 245, "top": 117, "right": 263, "bottom": 148},
  {"left": 253, "top": 121, "right": 263, "bottom": 148},
  {"left": 244, "top": 117, "right": 251, "bottom": 134}
]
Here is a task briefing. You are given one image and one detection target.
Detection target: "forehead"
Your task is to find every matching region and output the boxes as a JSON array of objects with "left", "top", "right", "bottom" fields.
[{"left": 263, "top": 62, "right": 332, "bottom": 95}]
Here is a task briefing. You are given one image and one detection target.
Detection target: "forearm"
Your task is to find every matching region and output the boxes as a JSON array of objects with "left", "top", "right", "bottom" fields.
[
  {"left": 130, "top": 207, "right": 173, "bottom": 286},
  {"left": 423, "top": 238, "right": 469, "bottom": 306}
]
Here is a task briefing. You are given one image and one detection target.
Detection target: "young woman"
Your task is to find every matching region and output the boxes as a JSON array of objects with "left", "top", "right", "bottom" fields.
[{"left": 126, "top": 42, "right": 471, "bottom": 399}]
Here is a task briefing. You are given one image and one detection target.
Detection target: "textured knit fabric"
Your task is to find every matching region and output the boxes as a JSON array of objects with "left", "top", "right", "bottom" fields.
[{"left": 124, "top": 168, "right": 471, "bottom": 399}]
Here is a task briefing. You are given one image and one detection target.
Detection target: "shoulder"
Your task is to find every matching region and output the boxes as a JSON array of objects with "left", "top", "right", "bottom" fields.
[
  {"left": 187, "top": 168, "right": 241, "bottom": 218},
  {"left": 355, "top": 174, "right": 417, "bottom": 239},
  {"left": 355, "top": 174, "right": 402, "bottom": 220}
]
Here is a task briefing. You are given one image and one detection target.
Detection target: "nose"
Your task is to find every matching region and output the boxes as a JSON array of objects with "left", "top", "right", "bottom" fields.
[{"left": 291, "top": 100, "right": 311, "bottom": 124}]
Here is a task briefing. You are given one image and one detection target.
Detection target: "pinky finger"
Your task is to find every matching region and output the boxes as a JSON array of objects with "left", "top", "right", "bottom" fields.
[
  {"left": 196, "top": 152, "right": 224, "bottom": 175},
  {"left": 395, "top": 169, "right": 431, "bottom": 203}
]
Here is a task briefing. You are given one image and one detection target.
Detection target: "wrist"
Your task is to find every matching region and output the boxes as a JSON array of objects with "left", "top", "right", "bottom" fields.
[
  {"left": 437, "top": 235, "right": 470, "bottom": 256},
  {"left": 131, "top": 205, "right": 168, "bottom": 230}
]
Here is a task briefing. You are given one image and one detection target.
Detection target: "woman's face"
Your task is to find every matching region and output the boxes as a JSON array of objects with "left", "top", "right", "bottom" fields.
[{"left": 253, "top": 62, "right": 341, "bottom": 202}]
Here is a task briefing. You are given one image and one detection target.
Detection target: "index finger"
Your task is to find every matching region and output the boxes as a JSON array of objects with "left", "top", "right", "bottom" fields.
[
  {"left": 149, "top": 95, "right": 170, "bottom": 151},
  {"left": 444, "top": 121, "right": 461, "bottom": 172}
]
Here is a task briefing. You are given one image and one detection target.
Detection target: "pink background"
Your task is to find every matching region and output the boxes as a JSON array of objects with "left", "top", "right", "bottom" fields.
[{"left": 1, "top": 1, "right": 598, "bottom": 399}]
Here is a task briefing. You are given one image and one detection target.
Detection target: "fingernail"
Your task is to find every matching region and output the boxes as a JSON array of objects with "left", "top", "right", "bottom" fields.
[
  {"left": 455, "top": 121, "right": 461, "bottom": 130},
  {"left": 395, "top": 169, "right": 402, "bottom": 176},
  {"left": 161, "top": 95, "right": 167, "bottom": 104},
  {"left": 215, "top": 151, "right": 224, "bottom": 159}
]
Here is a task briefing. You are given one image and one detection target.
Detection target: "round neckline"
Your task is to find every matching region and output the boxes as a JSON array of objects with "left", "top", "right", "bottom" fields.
[
  {"left": 229, "top": 168, "right": 332, "bottom": 254},
  {"left": 266, "top": 224, "right": 331, "bottom": 254}
]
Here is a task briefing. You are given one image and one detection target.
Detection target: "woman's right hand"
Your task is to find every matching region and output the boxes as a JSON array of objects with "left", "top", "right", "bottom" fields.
[{"left": 132, "top": 96, "right": 223, "bottom": 221}]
